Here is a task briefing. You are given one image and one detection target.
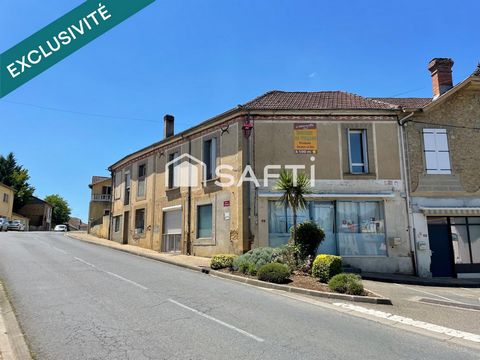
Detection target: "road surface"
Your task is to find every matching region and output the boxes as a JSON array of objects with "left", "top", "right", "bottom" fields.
[{"left": 0, "top": 232, "right": 478, "bottom": 360}]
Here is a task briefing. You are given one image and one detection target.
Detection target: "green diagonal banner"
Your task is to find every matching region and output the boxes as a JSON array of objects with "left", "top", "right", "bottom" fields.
[{"left": 0, "top": 0, "right": 155, "bottom": 98}]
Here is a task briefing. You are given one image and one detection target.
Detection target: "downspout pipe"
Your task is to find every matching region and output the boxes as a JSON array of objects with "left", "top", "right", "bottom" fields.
[
  {"left": 397, "top": 111, "right": 418, "bottom": 276},
  {"left": 108, "top": 170, "right": 114, "bottom": 240},
  {"left": 186, "top": 137, "right": 192, "bottom": 255}
]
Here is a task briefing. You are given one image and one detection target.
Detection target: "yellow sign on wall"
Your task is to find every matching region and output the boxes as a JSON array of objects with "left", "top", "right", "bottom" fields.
[{"left": 294, "top": 123, "right": 317, "bottom": 154}]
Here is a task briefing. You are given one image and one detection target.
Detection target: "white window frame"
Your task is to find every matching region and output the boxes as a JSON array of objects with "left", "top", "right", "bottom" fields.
[
  {"left": 347, "top": 129, "right": 369, "bottom": 174},
  {"left": 423, "top": 128, "right": 452, "bottom": 174}
]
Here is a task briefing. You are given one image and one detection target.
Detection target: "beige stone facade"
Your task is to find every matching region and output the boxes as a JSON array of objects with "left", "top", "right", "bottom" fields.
[
  {"left": 88, "top": 176, "right": 112, "bottom": 239},
  {"left": 0, "top": 182, "right": 14, "bottom": 220},
  {"left": 404, "top": 74, "right": 480, "bottom": 278}
]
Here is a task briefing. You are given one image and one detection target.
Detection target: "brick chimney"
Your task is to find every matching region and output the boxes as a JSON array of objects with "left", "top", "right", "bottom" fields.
[
  {"left": 164, "top": 114, "right": 174, "bottom": 138},
  {"left": 428, "top": 58, "right": 454, "bottom": 99}
]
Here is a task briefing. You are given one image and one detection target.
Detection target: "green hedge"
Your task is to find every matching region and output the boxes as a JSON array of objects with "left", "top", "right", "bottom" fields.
[
  {"left": 257, "top": 263, "right": 291, "bottom": 284},
  {"left": 210, "top": 254, "right": 237, "bottom": 270},
  {"left": 328, "top": 273, "right": 364, "bottom": 295},
  {"left": 312, "top": 254, "right": 342, "bottom": 283}
]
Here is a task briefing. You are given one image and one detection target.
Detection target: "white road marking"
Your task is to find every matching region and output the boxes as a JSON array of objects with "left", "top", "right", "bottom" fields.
[
  {"left": 168, "top": 299, "right": 265, "bottom": 343},
  {"left": 394, "top": 283, "right": 462, "bottom": 303},
  {"left": 52, "top": 246, "right": 67, "bottom": 254},
  {"left": 105, "top": 271, "right": 148, "bottom": 290},
  {"left": 74, "top": 257, "right": 96, "bottom": 268},
  {"left": 333, "top": 302, "right": 480, "bottom": 343}
]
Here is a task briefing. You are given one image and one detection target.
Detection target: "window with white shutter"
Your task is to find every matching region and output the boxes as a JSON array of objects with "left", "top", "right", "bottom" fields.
[{"left": 423, "top": 128, "right": 451, "bottom": 174}]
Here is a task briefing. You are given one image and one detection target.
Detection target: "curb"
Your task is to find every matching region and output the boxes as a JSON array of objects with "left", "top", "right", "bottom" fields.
[
  {"left": 65, "top": 233, "right": 202, "bottom": 273},
  {"left": 417, "top": 297, "right": 480, "bottom": 311},
  {"left": 207, "top": 269, "right": 393, "bottom": 305},
  {"left": 0, "top": 282, "right": 32, "bottom": 360},
  {"left": 65, "top": 233, "right": 392, "bottom": 305}
]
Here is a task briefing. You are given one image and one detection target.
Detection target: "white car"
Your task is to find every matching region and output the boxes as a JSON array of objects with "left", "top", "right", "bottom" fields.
[
  {"left": 54, "top": 225, "right": 68, "bottom": 232},
  {"left": 7, "top": 220, "right": 25, "bottom": 231},
  {"left": 0, "top": 218, "right": 8, "bottom": 232}
]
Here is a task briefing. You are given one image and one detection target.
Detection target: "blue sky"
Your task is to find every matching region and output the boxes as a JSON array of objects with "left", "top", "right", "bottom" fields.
[{"left": 0, "top": 0, "right": 479, "bottom": 221}]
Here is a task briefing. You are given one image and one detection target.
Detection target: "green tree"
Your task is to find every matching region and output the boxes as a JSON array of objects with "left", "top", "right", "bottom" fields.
[
  {"left": 275, "top": 169, "right": 311, "bottom": 247},
  {"left": 44, "top": 194, "right": 71, "bottom": 226},
  {"left": 0, "top": 152, "right": 35, "bottom": 211}
]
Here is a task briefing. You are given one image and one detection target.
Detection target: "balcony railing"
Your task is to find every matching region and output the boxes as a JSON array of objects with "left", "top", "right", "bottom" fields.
[{"left": 91, "top": 194, "right": 112, "bottom": 202}]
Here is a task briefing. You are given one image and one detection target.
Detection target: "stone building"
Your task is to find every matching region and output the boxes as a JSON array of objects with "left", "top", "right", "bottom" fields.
[
  {"left": 0, "top": 182, "right": 14, "bottom": 221},
  {"left": 17, "top": 196, "right": 52, "bottom": 231},
  {"left": 401, "top": 59, "right": 480, "bottom": 278},
  {"left": 106, "top": 58, "right": 480, "bottom": 277}
]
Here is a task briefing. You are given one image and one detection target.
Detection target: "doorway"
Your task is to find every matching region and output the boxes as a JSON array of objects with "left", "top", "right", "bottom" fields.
[
  {"left": 427, "top": 217, "right": 455, "bottom": 277},
  {"left": 123, "top": 211, "right": 129, "bottom": 244}
]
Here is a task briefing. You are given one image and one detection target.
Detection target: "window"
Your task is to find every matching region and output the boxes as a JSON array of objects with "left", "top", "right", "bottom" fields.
[
  {"left": 103, "top": 209, "right": 110, "bottom": 216},
  {"left": 137, "top": 164, "right": 146, "bottom": 197},
  {"left": 114, "top": 172, "right": 121, "bottom": 200},
  {"left": 348, "top": 130, "right": 368, "bottom": 174},
  {"left": 203, "top": 137, "right": 217, "bottom": 180},
  {"left": 134, "top": 209, "right": 145, "bottom": 235},
  {"left": 423, "top": 128, "right": 451, "bottom": 174},
  {"left": 337, "top": 201, "right": 386, "bottom": 256},
  {"left": 2, "top": 193, "right": 8, "bottom": 203},
  {"left": 168, "top": 152, "right": 179, "bottom": 188},
  {"left": 124, "top": 172, "right": 131, "bottom": 205},
  {"left": 451, "top": 217, "right": 480, "bottom": 264},
  {"left": 197, "top": 204, "right": 213, "bottom": 238},
  {"left": 102, "top": 186, "right": 112, "bottom": 195},
  {"left": 113, "top": 215, "right": 122, "bottom": 232}
]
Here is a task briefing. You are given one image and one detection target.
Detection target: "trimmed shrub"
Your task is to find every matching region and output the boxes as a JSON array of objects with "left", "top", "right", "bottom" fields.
[
  {"left": 232, "top": 247, "right": 280, "bottom": 275},
  {"left": 328, "top": 273, "right": 364, "bottom": 295},
  {"left": 292, "top": 221, "right": 325, "bottom": 261},
  {"left": 312, "top": 254, "right": 342, "bottom": 283},
  {"left": 273, "top": 242, "right": 299, "bottom": 271},
  {"left": 257, "top": 263, "right": 291, "bottom": 284},
  {"left": 210, "top": 254, "right": 237, "bottom": 270}
]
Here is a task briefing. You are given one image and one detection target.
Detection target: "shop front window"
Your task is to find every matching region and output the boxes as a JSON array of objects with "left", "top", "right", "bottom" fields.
[
  {"left": 336, "top": 201, "right": 386, "bottom": 256},
  {"left": 451, "top": 217, "right": 480, "bottom": 264},
  {"left": 267, "top": 200, "right": 386, "bottom": 256}
]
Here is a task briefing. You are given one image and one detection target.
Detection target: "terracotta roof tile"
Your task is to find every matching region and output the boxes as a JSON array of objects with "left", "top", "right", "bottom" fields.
[
  {"left": 370, "top": 97, "right": 432, "bottom": 108},
  {"left": 243, "top": 91, "right": 401, "bottom": 110}
]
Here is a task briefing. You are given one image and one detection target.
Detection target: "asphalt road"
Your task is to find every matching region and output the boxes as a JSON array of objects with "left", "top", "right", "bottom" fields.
[{"left": 0, "top": 232, "right": 478, "bottom": 360}]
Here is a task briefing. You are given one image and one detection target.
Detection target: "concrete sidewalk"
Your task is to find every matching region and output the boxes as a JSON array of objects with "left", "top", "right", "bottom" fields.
[
  {"left": 65, "top": 232, "right": 211, "bottom": 270},
  {"left": 362, "top": 272, "right": 480, "bottom": 288}
]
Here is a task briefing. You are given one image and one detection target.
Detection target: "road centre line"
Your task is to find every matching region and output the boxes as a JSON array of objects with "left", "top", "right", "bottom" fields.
[
  {"left": 105, "top": 271, "right": 148, "bottom": 290},
  {"left": 52, "top": 246, "right": 68, "bottom": 254},
  {"left": 74, "top": 256, "right": 96, "bottom": 268},
  {"left": 168, "top": 299, "right": 265, "bottom": 343},
  {"left": 333, "top": 302, "right": 480, "bottom": 343},
  {"left": 72, "top": 256, "right": 148, "bottom": 290}
]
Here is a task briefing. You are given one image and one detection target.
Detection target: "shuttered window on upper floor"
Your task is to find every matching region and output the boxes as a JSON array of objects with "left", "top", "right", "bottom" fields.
[{"left": 423, "top": 128, "right": 451, "bottom": 174}]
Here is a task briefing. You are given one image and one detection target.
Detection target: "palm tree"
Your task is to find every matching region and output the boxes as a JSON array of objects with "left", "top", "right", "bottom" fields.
[{"left": 275, "top": 169, "right": 311, "bottom": 246}]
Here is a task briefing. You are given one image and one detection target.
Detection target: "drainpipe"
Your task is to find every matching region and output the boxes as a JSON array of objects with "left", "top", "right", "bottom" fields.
[
  {"left": 397, "top": 111, "right": 418, "bottom": 276},
  {"left": 108, "top": 170, "right": 114, "bottom": 240},
  {"left": 186, "top": 137, "right": 192, "bottom": 255},
  {"left": 151, "top": 153, "right": 157, "bottom": 250}
]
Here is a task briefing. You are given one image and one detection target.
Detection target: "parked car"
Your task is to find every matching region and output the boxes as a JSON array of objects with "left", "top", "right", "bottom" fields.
[
  {"left": 8, "top": 220, "right": 25, "bottom": 231},
  {"left": 0, "top": 218, "right": 8, "bottom": 232},
  {"left": 54, "top": 224, "right": 68, "bottom": 232}
]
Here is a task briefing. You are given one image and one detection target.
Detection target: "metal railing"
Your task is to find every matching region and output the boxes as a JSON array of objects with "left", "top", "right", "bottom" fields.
[
  {"left": 91, "top": 194, "right": 112, "bottom": 202},
  {"left": 162, "top": 234, "right": 181, "bottom": 253}
]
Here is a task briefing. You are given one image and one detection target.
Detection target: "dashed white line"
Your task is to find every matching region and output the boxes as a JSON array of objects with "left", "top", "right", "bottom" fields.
[
  {"left": 52, "top": 246, "right": 68, "bottom": 254},
  {"left": 74, "top": 257, "right": 96, "bottom": 268},
  {"left": 168, "top": 299, "right": 265, "bottom": 343},
  {"left": 333, "top": 302, "right": 480, "bottom": 343},
  {"left": 105, "top": 271, "right": 148, "bottom": 290}
]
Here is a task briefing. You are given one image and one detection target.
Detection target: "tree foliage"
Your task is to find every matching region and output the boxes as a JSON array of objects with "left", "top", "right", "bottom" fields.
[
  {"left": 45, "top": 194, "right": 71, "bottom": 226},
  {"left": 274, "top": 169, "right": 310, "bottom": 246},
  {"left": 0, "top": 152, "right": 35, "bottom": 211}
]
